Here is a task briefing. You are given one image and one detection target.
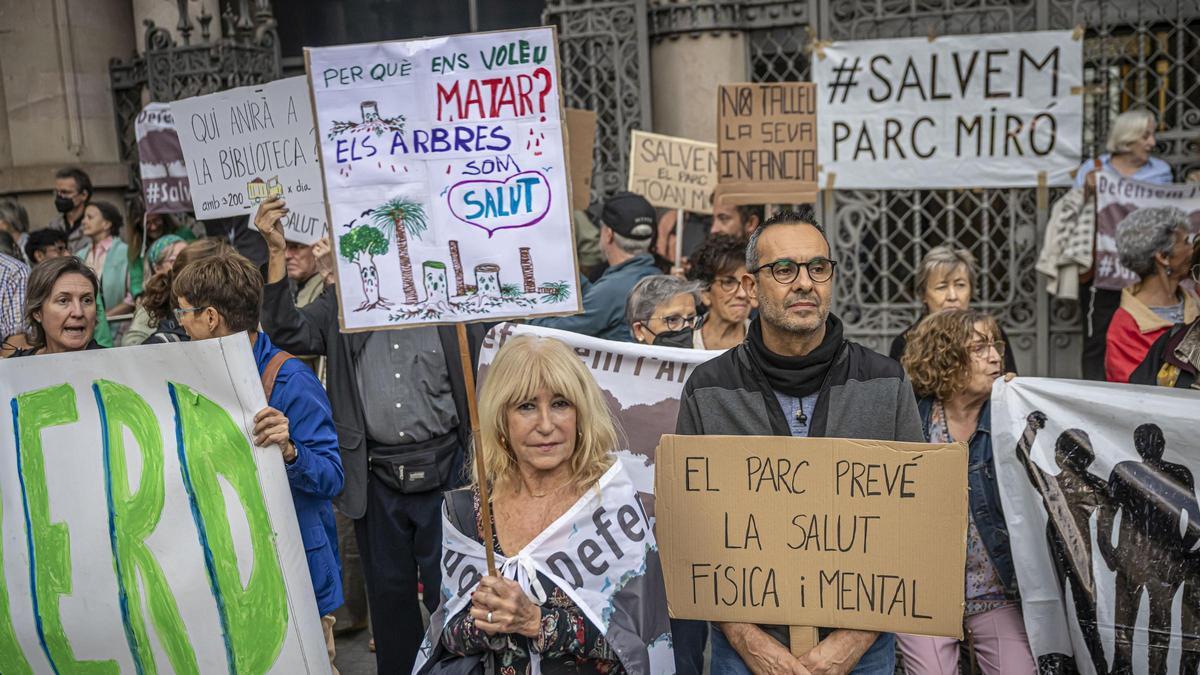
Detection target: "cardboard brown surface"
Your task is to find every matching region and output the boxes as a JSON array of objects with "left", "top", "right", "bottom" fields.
[
  {"left": 716, "top": 83, "right": 818, "bottom": 206},
  {"left": 627, "top": 130, "right": 718, "bottom": 212},
  {"left": 565, "top": 108, "right": 597, "bottom": 212},
  {"left": 655, "top": 434, "right": 967, "bottom": 638}
]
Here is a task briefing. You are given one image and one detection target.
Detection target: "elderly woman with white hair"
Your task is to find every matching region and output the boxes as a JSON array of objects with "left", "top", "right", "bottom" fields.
[
  {"left": 1106, "top": 206, "right": 1199, "bottom": 382},
  {"left": 890, "top": 245, "right": 1019, "bottom": 373},
  {"left": 625, "top": 274, "right": 703, "bottom": 348}
]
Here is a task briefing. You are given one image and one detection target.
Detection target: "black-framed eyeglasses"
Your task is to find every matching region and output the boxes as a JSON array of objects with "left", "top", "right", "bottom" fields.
[
  {"left": 173, "top": 306, "right": 208, "bottom": 322},
  {"left": 1191, "top": 263, "right": 1200, "bottom": 284},
  {"left": 752, "top": 257, "right": 837, "bottom": 285},
  {"left": 711, "top": 276, "right": 741, "bottom": 293},
  {"left": 645, "top": 313, "right": 698, "bottom": 332}
]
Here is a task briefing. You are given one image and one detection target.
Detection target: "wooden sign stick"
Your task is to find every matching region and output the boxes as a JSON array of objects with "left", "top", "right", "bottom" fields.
[
  {"left": 674, "top": 208, "right": 685, "bottom": 269},
  {"left": 455, "top": 321, "right": 497, "bottom": 576},
  {"left": 789, "top": 626, "right": 819, "bottom": 658}
]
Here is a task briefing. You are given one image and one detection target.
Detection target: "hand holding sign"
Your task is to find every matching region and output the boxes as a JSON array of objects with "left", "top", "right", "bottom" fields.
[
  {"left": 469, "top": 575, "right": 541, "bottom": 638},
  {"left": 255, "top": 197, "right": 290, "bottom": 252}
]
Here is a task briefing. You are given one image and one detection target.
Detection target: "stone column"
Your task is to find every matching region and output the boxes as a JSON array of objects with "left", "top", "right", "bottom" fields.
[{"left": 0, "top": 0, "right": 136, "bottom": 227}]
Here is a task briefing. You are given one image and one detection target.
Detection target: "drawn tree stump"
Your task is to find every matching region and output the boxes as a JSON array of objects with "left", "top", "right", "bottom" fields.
[
  {"left": 449, "top": 240, "right": 466, "bottom": 296},
  {"left": 475, "top": 264, "right": 501, "bottom": 298},
  {"left": 423, "top": 261, "right": 450, "bottom": 306},
  {"left": 519, "top": 247, "right": 536, "bottom": 293}
]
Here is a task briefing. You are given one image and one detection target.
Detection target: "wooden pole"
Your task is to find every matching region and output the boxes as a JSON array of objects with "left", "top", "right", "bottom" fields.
[
  {"left": 455, "top": 321, "right": 496, "bottom": 576},
  {"left": 789, "top": 626, "right": 819, "bottom": 658},
  {"left": 674, "top": 207, "right": 685, "bottom": 268}
]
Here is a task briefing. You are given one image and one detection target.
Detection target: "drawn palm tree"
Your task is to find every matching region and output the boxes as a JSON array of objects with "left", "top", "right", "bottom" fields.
[{"left": 371, "top": 197, "right": 429, "bottom": 304}]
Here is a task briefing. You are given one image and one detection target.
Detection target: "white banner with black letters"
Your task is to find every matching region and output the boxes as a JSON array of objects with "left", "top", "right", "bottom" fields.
[
  {"left": 992, "top": 377, "right": 1199, "bottom": 674},
  {"left": 814, "top": 30, "right": 1083, "bottom": 189}
]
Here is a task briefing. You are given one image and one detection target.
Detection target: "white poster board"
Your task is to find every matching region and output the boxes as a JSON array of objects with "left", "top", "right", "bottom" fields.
[
  {"left": 993, "top": 378, "right": 1200, "bottom": 675},
  {"left": 306, "top": 27, "right": 581, "bottom": 331},
  {"left": 171, "top": 77, "right": 328, "bottom": 244},
  {"left": 0, "top": 337, "right": 328, "bottom": 674},
  {"left": 813, "top": 30, "right": 1083, "bottom": 189}
]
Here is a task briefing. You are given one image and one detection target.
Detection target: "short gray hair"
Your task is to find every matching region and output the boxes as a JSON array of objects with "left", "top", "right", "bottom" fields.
[
  {"left": 609, "top": 228, "right": 651, "bottom": 255},
  {"left": 914, "top": 245, "right": 978, "bottom": 300},
  {"left": 1106, "top": 109, "right": 1156, "bottom": 155},
  {"left": 625, "top": 275, "right": 701, "bottom": 328},
  {"left": 1116, "top": 206, "right": 1188, "bottom": 278},
  {"left": 0, "top": 198, "right": 28, "bottom": 233}
]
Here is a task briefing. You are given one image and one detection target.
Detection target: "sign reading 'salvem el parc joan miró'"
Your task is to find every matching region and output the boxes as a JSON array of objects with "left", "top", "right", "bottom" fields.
[{"left": 306, "top": 27, "right": 582, "bottom": 331}]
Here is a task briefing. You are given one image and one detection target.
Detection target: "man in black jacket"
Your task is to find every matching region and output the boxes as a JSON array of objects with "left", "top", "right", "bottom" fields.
[
  {"left": 255, "top": 198, "right": 484, "bottom": 673},
  {"left": 675, "top": 206, "right": 924, "bottom": 675}
]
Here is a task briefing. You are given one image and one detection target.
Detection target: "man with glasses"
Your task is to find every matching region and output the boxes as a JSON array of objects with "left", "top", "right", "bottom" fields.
[
  {"left": 675, "top": 205, "right": 924, "bottom": 675},
  {"left": 48, "top": 167, "right": 94, "bottom": 253}
]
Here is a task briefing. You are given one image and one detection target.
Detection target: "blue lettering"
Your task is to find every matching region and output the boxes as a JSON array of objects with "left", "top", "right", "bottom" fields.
[
  {"left": 413, "top": 129, "right": 429, "bottom": 153},
  {"left": 389, "top": 131, "right": 408, "bottom": 155},
  {"left": 464, "top": 190, "right": 483, "bottom": 219}
]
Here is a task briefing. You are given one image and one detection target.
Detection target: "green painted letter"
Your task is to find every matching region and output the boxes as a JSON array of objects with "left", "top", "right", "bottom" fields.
[
  {"left": 94, "top": 380, "right": 199, "bottom": 674},
  {"left": 14, "top": 384, "right": 118, "bottom": 673},
  {"left": 170, "top": 382, "right": 287, "bottom": 673}
]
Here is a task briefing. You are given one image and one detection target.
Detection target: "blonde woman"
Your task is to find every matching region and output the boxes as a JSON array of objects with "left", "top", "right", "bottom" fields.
[{"left": 418, "top": 335, "right": 673, "bottom": 674}]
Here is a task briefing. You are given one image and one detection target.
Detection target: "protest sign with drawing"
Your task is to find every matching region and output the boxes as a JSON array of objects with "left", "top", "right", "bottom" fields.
[
  {"left": 655, "top": 434, "right": 967, "bottom": 638},
  {"left": 136, "top": 103, "right": 192, "bottom": 214},
  {"left": 993, "top": 378, "right": 1200, "bottom": 675},
  {"left": 716, "top": 82, "right": 818, "bottom": 206},
  {"left": 0, "top": 337, "right": 328, "bottom": 674},
  {"left": 305, "top": 27, "right": 581, "bottom": 331},
  {"left": 1093, "top": 173, "right": 1200, "bottom": 291},
  {"left": 813, "top": 30, "right": 1083, "bottom": 189},
  {"left": 171, "top": 77, "right": 328, "bottom": 244}
]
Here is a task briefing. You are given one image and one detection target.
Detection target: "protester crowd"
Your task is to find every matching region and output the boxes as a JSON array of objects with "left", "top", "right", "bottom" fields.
[{"left": 0, "top": 105, "right": 1198, "bottom": 675}]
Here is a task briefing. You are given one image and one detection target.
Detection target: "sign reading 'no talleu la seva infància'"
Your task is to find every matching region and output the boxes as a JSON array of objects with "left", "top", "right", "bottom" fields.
[{"left": 305, "top": 27, "right": 582, "bottom": 332}]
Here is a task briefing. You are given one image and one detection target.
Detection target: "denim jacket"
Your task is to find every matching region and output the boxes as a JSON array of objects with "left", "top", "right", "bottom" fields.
[{"left": 918, "top": 396, "right": 1018, "bottom": 596}]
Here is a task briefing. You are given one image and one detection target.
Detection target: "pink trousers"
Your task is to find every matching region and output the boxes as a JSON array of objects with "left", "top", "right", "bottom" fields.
[{"left": 897, "top": 604, "right": 1037, "bottom": 675}]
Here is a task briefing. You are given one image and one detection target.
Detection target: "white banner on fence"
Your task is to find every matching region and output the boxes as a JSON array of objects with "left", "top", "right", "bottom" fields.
[
  {"left": 477, "top": 322, "right": 721, "bottom": 515},
  {"left": 135, "top": 103, "right": 192, "bottom": 214},
  {"left": 0, "top": 337, "right": 327, "bottom": 674},
  {"left": 1093, "top": 174, "right": 1200, "bottom": 291},
  {"left": 813, "top": 30, "right": 1083, "bottom": 189},
  {"left": 172, "top": 77, "right": 328, "bottom": 245},
  {"left": 306, "top": 28, "right": 581, "bottom": 332},
  {"left": 992, "top": 377, "right": 1200, "bottom": 675}
]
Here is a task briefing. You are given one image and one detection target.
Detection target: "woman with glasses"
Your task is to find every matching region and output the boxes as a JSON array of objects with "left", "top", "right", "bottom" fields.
[
  {"left": 625, "top": 275, "right": 702, "bottom": 348},
  {"left": 129, "top": 238, "right": 232, "bottom": 345},
  {"left": 687, "top": 234, "right": 754, "bottom": 350},
  {"left": 898, "top": 309, "right": 1035, "bottom": 675},
  {"left": 1106, "top": 206, "right": 1199, "bottom": 383},
  {"left": 1131, "top": 239, "right": 1200, "bottom": 389},
  {"left": 889, "top": 245, "right": 1018, "bottom": 374},
  {"left": 11, "top": 257, "right": 104, "bottom": 356}
]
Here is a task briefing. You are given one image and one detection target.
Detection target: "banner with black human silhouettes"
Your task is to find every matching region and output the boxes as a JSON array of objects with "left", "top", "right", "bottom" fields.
[
  {"left": 993, "top": 377, "right": 1199, "bottom": 675},
  {"left": 813, "top": 30, "right": 1083, "bottom": 189},
  {"left": 305, "top": 27, "right": 581, "bottom": 332},
  {"left": 1093, "top": 174, "right": 1200, "bottom": 291}
]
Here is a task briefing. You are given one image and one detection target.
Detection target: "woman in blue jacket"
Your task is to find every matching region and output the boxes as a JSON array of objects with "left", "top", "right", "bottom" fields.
[{"left": 171, "top": 247, "right": 345, "bottom": 669}]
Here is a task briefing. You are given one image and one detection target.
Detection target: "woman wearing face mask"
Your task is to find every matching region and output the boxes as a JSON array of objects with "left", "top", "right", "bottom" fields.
[
  {"left": 889, "top": 246, "right": 1018, "bottom": 373},
  {"left": 11, "top": 257, "right": 104, "bottom": 356},
  {"left": 897, "top": 309, "right": 1034, "bottom": 674},
  {"left": 1106, "top": 206, "right": 1199, "bottom": 383},
  {"left": 687, "top": 234, "right": 754, "bottom": 350},
  {"left": 625, "top": 275, "right": 702, "bottom": 348},
  {"left": 76, "top": 201, "right": 133, "bottom": 318}
]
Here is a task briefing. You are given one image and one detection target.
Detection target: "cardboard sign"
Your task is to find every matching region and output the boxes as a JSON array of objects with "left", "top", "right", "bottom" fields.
[
  {"left": 136, "top": 103, "right": 192, "bottom": 214},
  {"left": 0, "top": 337, "right": 328, "bottom": 673},
  {"left": 992, "top": 377, "right": 1200, "bottom": 673},
  {"left": 171, "top": 77, "right": 328, "bottom": 244},
  {"left": 565, "top": 108, "right": 597, "bottom": 211},
  {"left": 813, "top": 31, "right": 1083, "bottom": 189},
  {"left": 716, "top": 83, "right": 818, "bottom": 206},
  {"left": 655, "top": 434, "right": 966, "bottom": 637},
  {"left": 628, "top": 130, "right": 718, "bottom": 213},
  {"left": 305, "top": 27, "right": 582, "bottom": 331},
  {"left": 1094, "top": 173, "right": 1200, "bottom": 291}
]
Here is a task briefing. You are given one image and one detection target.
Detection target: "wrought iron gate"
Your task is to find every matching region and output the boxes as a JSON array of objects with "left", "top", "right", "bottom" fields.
[{"left": 554, "top": 0, "right": 1200, "bottom": 377}]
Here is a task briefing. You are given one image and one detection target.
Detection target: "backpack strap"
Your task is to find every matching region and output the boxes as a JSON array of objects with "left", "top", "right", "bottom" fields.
[
  {"left": 261, "top": 350, "right": 295, "bottom": 402},
  {"left": 445, "top": 488, "right": 483, "bottom": 544}
]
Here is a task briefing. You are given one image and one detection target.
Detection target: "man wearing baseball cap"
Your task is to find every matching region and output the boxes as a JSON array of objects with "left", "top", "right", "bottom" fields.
[{"left": 532, "top": 191, "right": 660, "bottom": 341}]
